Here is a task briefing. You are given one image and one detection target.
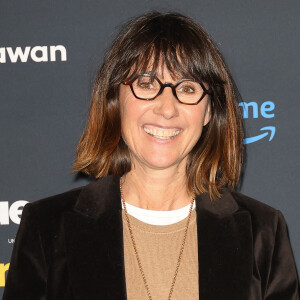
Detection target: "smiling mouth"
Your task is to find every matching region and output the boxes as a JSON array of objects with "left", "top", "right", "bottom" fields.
[{"left": 143, "top": 126, "right": 181, "bottom": 140}]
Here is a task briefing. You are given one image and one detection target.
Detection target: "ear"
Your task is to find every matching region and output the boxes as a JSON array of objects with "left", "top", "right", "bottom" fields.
[{"left": 203, "top": 98, "right": 211, "bottom": 126}]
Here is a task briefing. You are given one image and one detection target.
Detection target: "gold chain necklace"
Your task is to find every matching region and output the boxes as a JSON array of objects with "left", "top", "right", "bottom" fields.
[{"left": 120, "top": 179, "right": 195, "bottom": 300}]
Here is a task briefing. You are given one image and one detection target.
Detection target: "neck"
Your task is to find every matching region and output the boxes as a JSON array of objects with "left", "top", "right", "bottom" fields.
[{"left": 121, "top": 160, "right": 193, "bottom": 211}]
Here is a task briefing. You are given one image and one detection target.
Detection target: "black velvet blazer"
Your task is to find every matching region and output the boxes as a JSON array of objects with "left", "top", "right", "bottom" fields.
[{"left": 3, "top": 175, "right": 300, "bottom": 300}]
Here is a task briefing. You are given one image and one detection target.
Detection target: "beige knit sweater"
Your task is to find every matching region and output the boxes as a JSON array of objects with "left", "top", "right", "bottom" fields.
[{"left": 122, "top": 209, "right": 199, "bottom": 300}]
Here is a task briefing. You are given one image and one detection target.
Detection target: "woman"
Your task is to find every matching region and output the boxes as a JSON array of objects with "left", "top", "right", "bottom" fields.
[{"left": 3, "top": 12, "right": 299, "bottom": 300}]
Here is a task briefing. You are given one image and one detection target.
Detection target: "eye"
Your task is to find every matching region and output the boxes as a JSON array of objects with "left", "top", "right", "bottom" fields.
[
  {"left": 178, "top": 85, "right": 195, "bottom": 94},
  {"left": 134, "top": 75, "right": 158, "bottom": 90},
  {"left": 138, "top": 81, "right": 153, "bottom": 89}
]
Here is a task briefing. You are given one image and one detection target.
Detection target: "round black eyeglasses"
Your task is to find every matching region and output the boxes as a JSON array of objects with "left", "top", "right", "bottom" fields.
[{"left": 122, "top": 74, "right": 212, "bottom": 105}]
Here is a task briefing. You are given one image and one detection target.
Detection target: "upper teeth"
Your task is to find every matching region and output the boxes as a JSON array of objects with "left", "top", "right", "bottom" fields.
[{"left": 143, "top": 127, "right": 181, "bottom": 139}]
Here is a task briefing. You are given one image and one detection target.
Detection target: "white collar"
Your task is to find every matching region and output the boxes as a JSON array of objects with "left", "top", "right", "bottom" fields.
[{"left": 121, "top": 199, "right": 196, "bottom": 225}]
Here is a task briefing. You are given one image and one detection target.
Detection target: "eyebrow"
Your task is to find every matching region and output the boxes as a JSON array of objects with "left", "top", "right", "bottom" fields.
[{"left": 138, "top": 72, "right": 192, "bottom": 82}]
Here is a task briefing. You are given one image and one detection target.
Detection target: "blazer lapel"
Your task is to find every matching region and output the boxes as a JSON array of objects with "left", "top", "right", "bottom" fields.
[
  {"left": 64, "top": 176, "right": 127, "bottom": 300},
  {"left": 64, "top": 176, "right": 253, "bottom": 300},
  {"left": 196, "top": 190, "right": 253, "bottom": 299}
]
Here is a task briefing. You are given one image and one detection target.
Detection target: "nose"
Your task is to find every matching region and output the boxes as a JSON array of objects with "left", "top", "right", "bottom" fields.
[{"left": 153, "top": 86, "right": 179, "bottom": 119}]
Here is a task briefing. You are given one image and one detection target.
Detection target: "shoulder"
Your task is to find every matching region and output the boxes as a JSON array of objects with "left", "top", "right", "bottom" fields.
[
  {"left": 231, "top": 190, "right": 278, "bottom": 215},
  {"left": 230, "top": 190, "right": 284, "bottom": 234},
  {"left": 21, "top": 175, "right": 119, "bottom": 222},
  {"left": 22, "top": 185, "right": 85, "bottom": 223}
]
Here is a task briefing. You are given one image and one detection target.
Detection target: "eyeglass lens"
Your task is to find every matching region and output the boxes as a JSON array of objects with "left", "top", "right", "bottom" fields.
[{"left": 131, "top": 75, "right": 204, "bottom": 104}]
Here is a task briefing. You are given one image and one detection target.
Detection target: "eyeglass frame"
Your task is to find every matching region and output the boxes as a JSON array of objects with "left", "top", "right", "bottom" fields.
[{"left": 122, "top": 74, "right": 212, "bottom": 105}]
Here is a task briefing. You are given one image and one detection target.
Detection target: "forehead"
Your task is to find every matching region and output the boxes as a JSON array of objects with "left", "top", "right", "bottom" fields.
[{"left": 127, "top": 55, "right": 191, "bottom": 82}]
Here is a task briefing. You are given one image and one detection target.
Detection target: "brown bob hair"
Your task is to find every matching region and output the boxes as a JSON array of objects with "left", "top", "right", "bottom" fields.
[{"left": 73, "top": 12, "right": 244, "bottom": 200}]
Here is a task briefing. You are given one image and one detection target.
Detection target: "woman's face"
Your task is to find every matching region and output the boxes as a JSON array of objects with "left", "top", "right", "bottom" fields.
[{"left": 119, "top": 66, "right": 211, "bottom": 172}]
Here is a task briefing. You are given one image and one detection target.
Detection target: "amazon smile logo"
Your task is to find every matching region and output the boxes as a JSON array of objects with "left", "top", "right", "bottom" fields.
[{"left": 239, "top": 101, "right": 275, "bottom": 144}]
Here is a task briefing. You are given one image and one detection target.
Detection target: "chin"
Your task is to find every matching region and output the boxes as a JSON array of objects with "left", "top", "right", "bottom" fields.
[{"left": 142, "top": 155, "right": 183, "bottom": 170}]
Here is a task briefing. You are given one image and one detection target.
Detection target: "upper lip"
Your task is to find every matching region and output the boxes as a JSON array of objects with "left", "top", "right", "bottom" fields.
[{"left": 142, "top": 124, "right": 183, "bottom": 131}]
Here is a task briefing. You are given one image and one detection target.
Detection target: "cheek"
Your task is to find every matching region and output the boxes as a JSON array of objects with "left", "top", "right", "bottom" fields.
[
  {"left": 185, "top": 105, "right": 209, "bottom": 131},
  {"left": 121, "top": 101, "right": 140, "bottom": 132},
  {"left": 119, "top": 96, "right": 148, "bottom": 142},
  {"left": 119, "top": 88, "right": 135, "bottom": 133},
  {"left": 183, "top": 103, "right": 210, "bottom": 146},
  {"left": 120, "top": 87, "right": 151, "bottom": 131}
]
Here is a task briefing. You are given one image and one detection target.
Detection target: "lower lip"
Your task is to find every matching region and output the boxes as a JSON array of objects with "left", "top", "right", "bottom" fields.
[{"left": 143, "top": 129, "right": 181, "bottom": 143}]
